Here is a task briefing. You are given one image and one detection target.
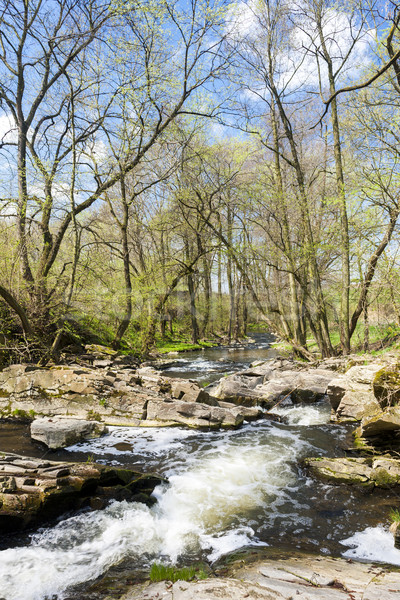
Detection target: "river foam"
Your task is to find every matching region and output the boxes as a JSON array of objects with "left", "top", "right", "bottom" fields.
[
  {"left": 0, "top": 422, "right": 302, "bottom": 600},
  {"left": 341, "top": 525, "right": 400, "bottom": 565},
  {"left": 0, "top": 402, "right": 378, "bottom": 600}
]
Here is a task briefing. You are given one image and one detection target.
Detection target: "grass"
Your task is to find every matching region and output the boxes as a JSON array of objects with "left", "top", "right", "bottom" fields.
[
  {"left": 302, "top": 322, "right": 400, "bottom": 357},
  {"left": 149, "top": 562, "right": 208, "bottom": 583},
  {"left": 389, "top": 508, "right": 400, "bottom": 524},
  {"left": 155, "top": 340, "right": 217, "bottom": 354}
]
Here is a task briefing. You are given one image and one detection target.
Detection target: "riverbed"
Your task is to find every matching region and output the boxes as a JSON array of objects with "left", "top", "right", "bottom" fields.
[{"left": 1, "top": 336, "right": 400, "bottom": 600}]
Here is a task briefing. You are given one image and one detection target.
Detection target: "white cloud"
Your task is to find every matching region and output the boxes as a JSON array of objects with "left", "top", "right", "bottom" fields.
[
  {"left": 281, "top": 6, "right": 376, "bottom": 91},
  {"left": 225, "top": 0, "right": 261, "bottom": 41},
  {"left": 0, "top": 113, "right": 18, "bottom": 145},
  {"left": 226, "top": 1, "right": 375, "bottom": 96}
]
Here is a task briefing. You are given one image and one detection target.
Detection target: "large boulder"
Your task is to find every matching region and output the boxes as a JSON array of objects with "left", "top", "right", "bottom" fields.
[
  {"left": 255, "top": 369, "right": 333, "bottom": 404},
  {"left": 335, "top": 387, "right": 381, "bottom": 422},
  {"left": 213, "top": 364, "right": 333, "bottom": 407},
  {"left": 170, "top": 380, "right": 218, "bottom": 406},
  {"left": 30, "top": 417, "right": 108, "bottom": 449},
  {"left": 218, "top": 401, "right": 262, "bottom": 421},
  {"left": 212, "top": 375, "right": 269, "bottom": 406},
  {"left": 326, "top": 364, "right": 384, "bottom": 416}
]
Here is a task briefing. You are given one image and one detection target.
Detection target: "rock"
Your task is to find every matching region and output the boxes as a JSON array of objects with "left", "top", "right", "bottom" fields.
[
  {"left": 373, "top": 365, "right": 400, "bottom": 408},
  {"left": 0, "top": 363, "right": 252, "bottom": 431},
  {"left": 371, "top": 457, "right": 400, "bottom": 486},
  {"left": 213, "top": 361, "right": 333, "bottom": 407},
  {"left": 170, "top": 380, "right": 218, "bottom": 405},
  {"left": 336, "top": 387, "right": 381, "bottom": 422},
  {"left": 136, "top": 366, "right": 172, "bottom": 394},
  {"left": 305, "top": 455, "right": 400, "bottom": 488},
  {"left": 389, "top": 521, "right": 400, "bottom": 550},
  {"left": 121, "top": 554, "right": 400, "bottom": 600},
  {"left": 218, "top": 401, "right": 262, "bottom": 421},
  {"left": 0, "top": 364, "right": 165, "bottom": 426},
  {"left": 304, "top": 456, "right": 374, "bottom": 487},
  {"left": 0, "top": 476, "right": 16, "bottom": 492},
  {"left": 360, "top": 406, "right": 400, "bottom": 436},
  {"left": 30, "top": 417, "right": 108, "bottom": 449},
  {"left": 255, "top": 369, "right": 333, "bottom": 403},
  {"left": 327, "top": 364, "right": 384, "bottom": 413},
  {"left": 0, "top": 452, "right": 164, "bottom": 532},
  {"left": 212, "top": 376, "right": 269, "bottom": 406},
  {"left": 145, "top": 400, "right": 243, "bottom": 429}
]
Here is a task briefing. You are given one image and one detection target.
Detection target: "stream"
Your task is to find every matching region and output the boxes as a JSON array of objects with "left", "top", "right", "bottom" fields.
[{"left": 1, "top": 334, "right": 400, "bottom": 600}]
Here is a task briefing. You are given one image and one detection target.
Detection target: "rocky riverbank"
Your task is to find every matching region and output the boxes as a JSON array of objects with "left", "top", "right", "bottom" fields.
[
  {"left": 3, "top": 347, "right": 400, "bottom": 595},
  {"left": 0, "top": 452, "right": 163, "bottom": 532},
  {"left": 0, "top": 361, "right": 261, "bottom": 436},
  {"left": 82, "top": 549, "right": 400, "bottom": 600}
]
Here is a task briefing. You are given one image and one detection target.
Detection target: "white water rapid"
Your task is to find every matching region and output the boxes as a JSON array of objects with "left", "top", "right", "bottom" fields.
[{"left": 0, "top": 400, "right": 397, "bottom": 600}]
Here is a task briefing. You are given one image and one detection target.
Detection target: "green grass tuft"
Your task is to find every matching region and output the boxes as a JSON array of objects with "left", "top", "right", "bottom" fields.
[
  {"left": 389, "top": 508, "right": 400, "bottom": 523},
  {"left": 149, "top": 562, "right": 208, "bottom": 583},
  {"left": 156, "top": 340, "right": 217, "bottom": 354}
]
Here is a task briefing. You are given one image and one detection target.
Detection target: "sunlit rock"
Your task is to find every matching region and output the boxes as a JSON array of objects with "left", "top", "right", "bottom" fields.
[
  {"left": 305, "top": 456, "right": 400, "bottom": 488},
  {"left": 170, "top": 380, "right": 218, "bottom": 405},
  {"left": 336, "top": 387, "right": 381, "bottom": 422},
  {"left": 327, "top": 364, "right": 384, "bottom": 414},
  {"left": 30, "top": 417, "right": 108, "bottom": 449},
  {"left": 145, "top": 399, "right": 243, "bottom": 429}
]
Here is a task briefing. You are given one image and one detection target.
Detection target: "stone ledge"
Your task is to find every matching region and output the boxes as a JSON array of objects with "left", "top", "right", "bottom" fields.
[{"left": 0, "top": 452, "right": 164, "bottom": 532}]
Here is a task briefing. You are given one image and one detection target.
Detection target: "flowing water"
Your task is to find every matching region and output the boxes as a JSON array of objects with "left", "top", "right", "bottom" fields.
[{"left": 1, "top": 337, "right": 400, "bottom": 600}]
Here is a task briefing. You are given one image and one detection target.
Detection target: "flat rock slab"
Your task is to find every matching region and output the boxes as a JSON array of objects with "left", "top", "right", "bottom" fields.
[
  {"left": 305, "top": 456, "right": 400, "bottom": 488},
  {"left": 30, "top": 417, "right": 108, "bottom": 449},
  {"left": 121, "top": 555, "right": 400, "bottom": 600},
  {"left": 0, "top": 452, "right": 163, "bottom": 532},
  {"left": 145, "top": 399, "right": 244, "bottom": 429}
]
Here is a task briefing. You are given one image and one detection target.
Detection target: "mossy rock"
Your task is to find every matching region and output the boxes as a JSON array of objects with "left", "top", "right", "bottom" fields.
[
  {"left": 371, "top": 467, "right": 400, "bottom": 487},
  {"left": 373, "top": 365, "right": 400, "bottom": 407}
]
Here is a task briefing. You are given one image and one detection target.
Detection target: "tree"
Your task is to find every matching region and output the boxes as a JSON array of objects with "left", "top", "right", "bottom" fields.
[{"left": 0, "top": 0, "right": 230, "bottom": 355}]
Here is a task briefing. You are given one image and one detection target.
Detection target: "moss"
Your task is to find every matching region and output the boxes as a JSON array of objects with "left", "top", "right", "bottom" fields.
[
  {"left": 87, "top": 410, "right": 102, "bottom": 421},
  {"left": 372, "top": 468, "right": 400, "bottom": 487},
  {"left": 352, "top": 428, "right": 375, "bottom": 452},
  {"left": 0, "top": 400, "right": 12, "bottom": 417},
  {"left": 11, "top": 408, "right": 29, "bottom": 419},
  {"left": 156, "top": 340, "right": 217, "bottom": 354},
  {"left": 373, "top": 366, "right": 400, "bottom": 407}
]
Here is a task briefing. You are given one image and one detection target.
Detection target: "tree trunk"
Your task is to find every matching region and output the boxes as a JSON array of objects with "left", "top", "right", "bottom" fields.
[{"left": 316, "top": 11, "right": 350, "bottom": 354}]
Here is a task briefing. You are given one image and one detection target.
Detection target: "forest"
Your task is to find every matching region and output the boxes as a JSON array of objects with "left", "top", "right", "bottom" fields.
[{"left": 0, "top": 0, "right": 400, "bottom": 363}]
